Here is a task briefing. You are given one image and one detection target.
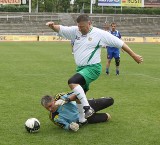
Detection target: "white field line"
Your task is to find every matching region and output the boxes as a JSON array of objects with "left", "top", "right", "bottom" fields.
[{"left": 123, "top": 73, "right": 160, "bottom": 81}]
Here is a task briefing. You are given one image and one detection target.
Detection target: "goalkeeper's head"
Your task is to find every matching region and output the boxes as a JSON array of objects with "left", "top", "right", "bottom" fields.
[{"left": 41, "top": 95, "right": 57, "bottom": 112}]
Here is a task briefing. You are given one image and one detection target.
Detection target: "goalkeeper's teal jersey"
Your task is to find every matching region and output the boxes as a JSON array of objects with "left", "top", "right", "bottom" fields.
[{"left": 49, "top": 92, "right": 79, "bottom": 130}]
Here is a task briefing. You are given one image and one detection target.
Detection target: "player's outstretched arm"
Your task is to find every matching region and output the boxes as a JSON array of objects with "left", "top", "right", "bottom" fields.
[
  {"left": 55, "top": 94, "right": 77, "bottom": 106},
  {"left": 46, "top": 22, "right": 60, "bottom": 32},
  {"left": 122, "top": 43, "right": 143, "bottom": 64}
]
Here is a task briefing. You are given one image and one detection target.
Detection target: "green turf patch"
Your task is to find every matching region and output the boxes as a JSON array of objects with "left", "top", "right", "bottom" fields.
[{"left": 0, "top": 42, "right": 160, "bottom": 145}]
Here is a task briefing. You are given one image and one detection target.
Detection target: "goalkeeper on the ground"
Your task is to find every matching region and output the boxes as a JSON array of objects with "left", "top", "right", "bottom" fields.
[{"left": 41, "top": 92, "right": 114, "bottom": 132}]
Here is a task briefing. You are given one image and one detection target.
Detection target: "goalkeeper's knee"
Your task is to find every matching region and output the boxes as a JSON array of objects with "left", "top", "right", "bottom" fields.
[{"left": 88, "top": 97, "right": 114, "bottom": 112}]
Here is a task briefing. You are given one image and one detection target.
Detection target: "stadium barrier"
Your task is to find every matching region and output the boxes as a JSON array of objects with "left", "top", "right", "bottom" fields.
[
  {"left": 38, "top": 35, "right": 68, "bottom": 41},
  {"left": 122, "top": 37, "right": 144, "bottom": 43},
  {"left": 144, "top": 37, "right": 160, "bottom": 43},
  {"left": 122, "top": 37, "right": 160, "bottom": 43},
  {"left": 0, "top": 35, "right": 38, "bottom": 41},
  {"left": 0, "top": 35, "right": 160, "bottom": 43}
]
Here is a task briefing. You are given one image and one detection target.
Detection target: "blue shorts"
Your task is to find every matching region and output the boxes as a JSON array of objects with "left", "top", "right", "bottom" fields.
[{"left": 107, "top": 47, "right": 120, "bottom": 59}]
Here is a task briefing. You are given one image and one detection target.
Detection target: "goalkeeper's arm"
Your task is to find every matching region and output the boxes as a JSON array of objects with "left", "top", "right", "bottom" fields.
[
  {"left": 51, "top": 114, "right": 73, "bottom": 131},
  {"left": 69, "top": 122, "right": 79, "bottom": 132},
  {"left": 55, "top": 94, "right": 77, "bottom": 106},
  {"left": 53, "top": 117, "right": 79, "bottom": 131}
]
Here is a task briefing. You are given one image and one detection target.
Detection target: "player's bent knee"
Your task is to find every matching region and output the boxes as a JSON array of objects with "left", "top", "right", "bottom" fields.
[
  {"left": 108, "top": 97, "right": 114, "bottom": 105},
  {"left": 115, "top": 58, "right": 120, "bottom": 66},
  {"left": 101, "top": 97, "right": 114, "bottom": 106},
  {"left": 68, "top": 73, "right": 86, "bottom": 85},
  {"left": 68, "top": 77, "right": 75, "bottom": 84}
]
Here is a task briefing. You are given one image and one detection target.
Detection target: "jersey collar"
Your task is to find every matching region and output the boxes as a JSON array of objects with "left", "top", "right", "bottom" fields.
[
  {"left": 81, "top": 26, "right": 93, "bottom": 37},
  {"left": 88, "top": 26, "right": 93, "bottom": 33}
]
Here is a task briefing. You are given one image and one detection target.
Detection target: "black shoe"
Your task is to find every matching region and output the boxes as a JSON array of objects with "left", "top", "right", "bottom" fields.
[
  {"left": 116, "top": 70, "right": 119, "bottom": 75},
  {"left": 106, "top": 71, "right": 109, "bottom": 75},
  {"left": 78, "top": 120, "right": 88, "bottom": 126},
  {"left": 83, "top": 106, "right": 95, "bottom": 119}
]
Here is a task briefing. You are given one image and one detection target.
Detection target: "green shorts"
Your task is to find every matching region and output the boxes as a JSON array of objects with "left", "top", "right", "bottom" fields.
[{"left": 76, "top": 63, "right": 102, "bottom": 92}]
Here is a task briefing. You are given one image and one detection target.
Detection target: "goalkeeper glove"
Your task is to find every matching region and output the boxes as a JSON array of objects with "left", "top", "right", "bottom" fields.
[
  {"left": 55, "top": 98, "right": 70, "bottom": 106},
  {"left": 69, "top": 122, "right": 79, "bottom": 132}
]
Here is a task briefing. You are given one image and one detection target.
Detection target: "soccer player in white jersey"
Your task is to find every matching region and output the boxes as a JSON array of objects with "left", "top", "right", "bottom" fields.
[{"left": 46, "top": 14, "right": 143, "bottom": 124}]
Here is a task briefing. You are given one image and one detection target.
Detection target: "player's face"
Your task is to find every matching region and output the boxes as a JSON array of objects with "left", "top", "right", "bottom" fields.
[
  {"left": 111, "top": 24, "right": 116, "bottom": 31},
  {"left": 78, "top": 21, "right": 91, "bottom": 35},
  {"left": 45, "top": 101, "right": 57, "bottom": 112},
  {"left": 105, "top": 24, "right": 110, "bottom": 31}
]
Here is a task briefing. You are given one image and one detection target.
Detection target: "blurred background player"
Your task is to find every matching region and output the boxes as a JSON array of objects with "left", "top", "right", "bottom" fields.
[
  {"left": 106, "top": 22, "right": 122, "bottom": 75},
  {"left": 104, "top": 21, "right": 110, "bottom": 32},
  {"left": 41, "top": 92, "right": 114, "bottom": 132}
]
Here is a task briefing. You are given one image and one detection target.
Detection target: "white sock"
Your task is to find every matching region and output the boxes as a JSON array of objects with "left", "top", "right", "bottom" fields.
[
  {"left": 77, "top": 104, "right": 87, "bottom": 123},
  {"left": 73, "top": 85, "right": 90, "bottom": 106}
]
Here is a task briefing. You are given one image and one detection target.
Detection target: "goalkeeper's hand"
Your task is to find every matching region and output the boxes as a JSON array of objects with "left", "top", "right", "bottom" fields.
[
  {"left": 55, "top": 98, "right": 70, "bottom": 106},
  {"left": 55, "top": 99, "right": 66, "bottom": 106},
  {"left": 69, "top": 122, "right": 79, "bottom": 132}
]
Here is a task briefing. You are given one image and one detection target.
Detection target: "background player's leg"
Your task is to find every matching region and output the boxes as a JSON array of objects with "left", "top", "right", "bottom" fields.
[{"left": 115, "top": 57, "right": 120, "bottom": 75}]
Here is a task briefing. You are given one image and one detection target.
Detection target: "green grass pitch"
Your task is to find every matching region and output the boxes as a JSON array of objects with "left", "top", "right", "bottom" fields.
[{"left": 0, "top": 42, "right": 160, "bottom": 145}]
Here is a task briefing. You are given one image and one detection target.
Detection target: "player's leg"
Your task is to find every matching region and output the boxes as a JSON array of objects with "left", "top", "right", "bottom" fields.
[
  {"left": 106, "top": 48, "right": 113, "bottom": 75},
  {"left": 115, "top": 57, "right": 120, "bottom": 75},
  {"left": 87, "top": 113, "right": 111, "bottom": 123},
  {"left": 86, "top": 97, "right": 113, "bottom": 124},
  {"left": 88, "top": 97, "right": 114, "bottom": 112},
  {"left": 68, "top": 73, "right": 93, "bottom": 121},
  {"left": 76, "top": 103, "right": 87, "bottom": 123},
  {"left": 68, "top": 64, "right": 102, "bottom": 119},
  {"left": 114, "top": 50, "right": 120, "bottom": 75},
  {"left": 106, "top": 58, "right": 111, "bottom": 75}
]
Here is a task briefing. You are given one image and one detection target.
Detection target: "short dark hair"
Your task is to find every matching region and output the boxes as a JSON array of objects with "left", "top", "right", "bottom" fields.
[
  {"left": 41, "top": 95, "right": 53, "bottom": 106},
  {"left": 76, "top": 14, "right": 90, "bottom": 23},
  {"left": 111, "top": 22, "right": 116, "bottom": 26}
]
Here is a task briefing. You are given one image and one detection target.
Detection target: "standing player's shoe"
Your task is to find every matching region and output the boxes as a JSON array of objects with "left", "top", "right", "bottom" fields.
[
  {"left": 106, "top": 68, "right": 109, "bottom": 75},
  {"left": 116, "top": 70, "right": 119, "bottom": 75},
  {"left": 106, "top": 71, "right": 109, "bottom": 75},
  {"left": 106, "top": 113, "right": 111, "bottom": 121},
  {"left": 83, "top": 106, "right": 95, "bottom": 119}
]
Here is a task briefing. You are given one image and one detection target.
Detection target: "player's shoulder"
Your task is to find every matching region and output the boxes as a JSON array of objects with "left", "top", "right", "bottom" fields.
[
  {"left": 93, "top": 27, "right": 109, "bottom": 36},
  {"left": 49, "top": 111, "right": 59, "bottom": 120},
  {"left": 93, "top": 27, "right": 103, "bottom": 32},
  {"left": 116, "top": 30, "right": 121, "bottom": 34},
  {"left": 71, "top": 26, "right": 78, "bottom": 30},
  {"left": 49, "top": 112, "right": 65, "bottom": 128}
]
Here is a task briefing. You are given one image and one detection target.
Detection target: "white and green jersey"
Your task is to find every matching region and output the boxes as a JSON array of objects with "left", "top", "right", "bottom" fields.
[{"left": 59, "top": 26, "right": 124, "bottom": 66}]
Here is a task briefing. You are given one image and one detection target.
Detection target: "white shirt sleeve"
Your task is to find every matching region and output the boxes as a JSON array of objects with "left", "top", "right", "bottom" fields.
[
  {"left": 58, "top": 25, "right": 77, "bottom": 41},
  {"left": 100, "top": 30, "right": 124, "bottom": 49}
]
